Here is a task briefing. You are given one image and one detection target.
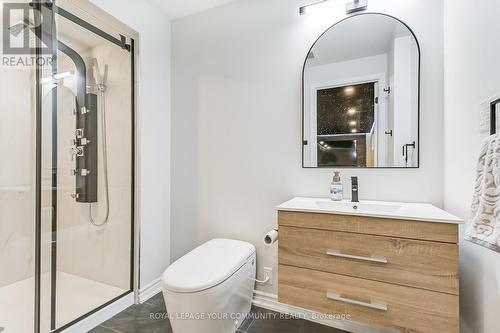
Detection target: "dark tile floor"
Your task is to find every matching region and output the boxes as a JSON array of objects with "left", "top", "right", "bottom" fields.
[{"left": 89, "top": 293, "right": 348, "bottom": 333}]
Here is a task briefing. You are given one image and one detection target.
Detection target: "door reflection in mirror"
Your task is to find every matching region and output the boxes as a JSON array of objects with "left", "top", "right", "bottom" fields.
[{"left": 316, "top": 82, "right": 376, "bottom": 167}]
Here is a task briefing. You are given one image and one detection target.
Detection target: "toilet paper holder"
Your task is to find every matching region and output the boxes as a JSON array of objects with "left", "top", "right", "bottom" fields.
[
  {"left": 252, "top": 229, "right": 279, "bottom": 285},
  {"left": 264, "top": 229, "right": 279, "bottom": 246}
]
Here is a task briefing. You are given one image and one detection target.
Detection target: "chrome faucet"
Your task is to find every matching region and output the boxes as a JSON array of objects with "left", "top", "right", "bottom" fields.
[{"left": 351, "top": 177, "right": 359, "bottom": 203}]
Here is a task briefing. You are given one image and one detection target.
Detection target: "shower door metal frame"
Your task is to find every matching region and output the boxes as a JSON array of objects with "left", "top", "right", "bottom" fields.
[
  {"left": 34, "top": 2, "right": 136, "bottom": 332},
  {"left": 34, "top": 2, "right": 43, "bottom": 332}
]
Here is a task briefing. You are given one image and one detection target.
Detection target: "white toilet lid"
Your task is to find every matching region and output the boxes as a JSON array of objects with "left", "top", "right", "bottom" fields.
[{"left": 162, "top": 239, "right": 255, "bottom": 293}]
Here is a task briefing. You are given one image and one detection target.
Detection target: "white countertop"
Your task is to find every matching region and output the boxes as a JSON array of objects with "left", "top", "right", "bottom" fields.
[{"left": 276, "top": 197, "right": 463, "bottom": 224}]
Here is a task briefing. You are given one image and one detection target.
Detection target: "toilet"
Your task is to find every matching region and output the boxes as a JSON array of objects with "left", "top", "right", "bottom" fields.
[{"left": 162, "top": 239, "right": 256, "bottom": 333}]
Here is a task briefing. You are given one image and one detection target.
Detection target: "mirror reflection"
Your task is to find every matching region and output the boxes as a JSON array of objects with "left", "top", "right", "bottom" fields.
[{"left": 303, "top": 14, "right": 419, "bottom": 168}]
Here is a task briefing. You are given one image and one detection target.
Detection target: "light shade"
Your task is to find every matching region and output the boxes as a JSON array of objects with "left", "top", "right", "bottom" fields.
[{"left": 299, "top": 0, "right": 328, "bottom": 15}]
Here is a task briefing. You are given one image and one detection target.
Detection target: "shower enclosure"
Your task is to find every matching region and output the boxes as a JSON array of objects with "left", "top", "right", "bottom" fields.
[{"left": 0, "top": 1, "right": 135, "bottom": 332}]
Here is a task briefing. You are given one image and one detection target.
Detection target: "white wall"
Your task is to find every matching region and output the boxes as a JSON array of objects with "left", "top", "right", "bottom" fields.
[
  {"left": 443, "top": 0, "right": 500, "bottom": 332},
  {"left": 171, "top": 0, "right": 445, "bottom": 294},
  {"left": 90, "top": 0, "right": 171, "bottom": 289}
]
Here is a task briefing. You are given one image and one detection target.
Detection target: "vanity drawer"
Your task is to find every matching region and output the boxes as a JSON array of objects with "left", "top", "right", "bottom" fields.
[
  {"left": 278, "top": 211, "right": 458, "bottom": 243},
  {"left": 279, "top": 226, "right": 459, "bottom": 294},
  {"left": 278, "top": 265, "right": 459, "bottom": 333}
]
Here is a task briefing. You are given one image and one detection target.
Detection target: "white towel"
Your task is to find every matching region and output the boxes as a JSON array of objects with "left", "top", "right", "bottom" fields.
[{"left": 465, "top": 134, "right": 500, "bottom": 253}]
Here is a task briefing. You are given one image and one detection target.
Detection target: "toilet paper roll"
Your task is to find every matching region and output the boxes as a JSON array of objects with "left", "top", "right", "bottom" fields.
[{"left": 264, "top": 229, "right": 279, "bottom": 246}]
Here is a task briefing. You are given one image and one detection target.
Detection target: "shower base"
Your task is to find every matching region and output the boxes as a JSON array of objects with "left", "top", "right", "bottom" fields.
[{"left": 0, "top": 271, "right": 127, "bottom": 333}]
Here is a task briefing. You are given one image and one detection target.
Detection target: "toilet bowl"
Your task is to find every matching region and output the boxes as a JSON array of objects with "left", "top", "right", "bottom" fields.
[{"left": 162, "top": 239, "right": 256, "bottom": 333}]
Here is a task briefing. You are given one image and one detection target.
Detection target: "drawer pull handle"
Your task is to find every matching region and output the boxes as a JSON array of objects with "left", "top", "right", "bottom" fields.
[
  {"left": 326, "top": 250, "right": 388, "bottom": 264},
  {"left": 326, "top": 292, "right": 388, "bottom": 311}
]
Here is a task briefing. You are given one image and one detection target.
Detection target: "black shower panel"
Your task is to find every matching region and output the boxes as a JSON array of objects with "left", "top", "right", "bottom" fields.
[
  {"left": 58, "top": 42, "right": 99, "bottom": 203},
  {"left": 32, "top": 13, "right": 99, "bottom": 203},
  {"left": 75, "top": 93, "right": 98, "bottom": 203},
  {"left": 60, "top": 41, "right": 99, "bottom": 203}
]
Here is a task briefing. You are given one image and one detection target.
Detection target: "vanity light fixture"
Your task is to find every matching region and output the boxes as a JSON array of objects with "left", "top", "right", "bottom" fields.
[
  {"left": 346, "top": 0, "right": 368, "bottom": 15},
  {"left": 299, "top": 0, "right": 327, "bottom": 15},
  {"left": 299, "top": 0, "right": 367, "bottom": 15}
]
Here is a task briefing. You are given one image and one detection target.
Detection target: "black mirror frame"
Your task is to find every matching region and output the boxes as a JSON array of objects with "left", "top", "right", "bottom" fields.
[{"left": 301, "top": 12, "right": 421, "bottom": 169}]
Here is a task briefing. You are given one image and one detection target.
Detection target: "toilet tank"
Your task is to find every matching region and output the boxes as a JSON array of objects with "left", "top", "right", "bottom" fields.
[{"left": 162, "top": 239, "right": 256, "bottom": 333}]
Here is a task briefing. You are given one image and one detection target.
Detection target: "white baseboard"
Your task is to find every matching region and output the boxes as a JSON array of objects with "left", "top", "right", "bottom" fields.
[
  {"left": 61, "top": 293, "right": 134, "bottom": 333},
  {"left": 252, "top": 290, "right": 387, "bottom": 333},
  {"left": 138, "top": 277, "right": 163, "bottom": 303}
]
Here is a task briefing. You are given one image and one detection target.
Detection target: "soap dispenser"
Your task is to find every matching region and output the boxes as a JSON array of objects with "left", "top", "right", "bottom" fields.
[{"left": 330, "top": 171, "right": 343, "bottom": 201}]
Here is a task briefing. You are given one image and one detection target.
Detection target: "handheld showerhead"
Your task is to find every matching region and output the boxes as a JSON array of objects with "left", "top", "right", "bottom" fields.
[{"left": 90, "top": 58, "right": 108, "bottom": 92}]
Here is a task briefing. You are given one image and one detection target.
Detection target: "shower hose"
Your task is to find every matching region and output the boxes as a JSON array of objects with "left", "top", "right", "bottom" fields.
[{"left": 89, "top": 85, "right": 110, "bottom": 227}]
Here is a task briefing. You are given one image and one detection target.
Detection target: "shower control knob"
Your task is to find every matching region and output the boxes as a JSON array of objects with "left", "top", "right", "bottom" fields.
[
  {"left": 80, "top": 138, "right": 90, "bottom": 145},
  {"left": 81, "top": 169, "right": 91, "bottom": 176},
  {"left": 76, "top": 146, "right": 84, "bottom": 157},
  {"left": 69, "top": 146, "right": 84, "bottom": 160},
  {"left": 75, "top": 128, "right": 84, "bottom": 139}
]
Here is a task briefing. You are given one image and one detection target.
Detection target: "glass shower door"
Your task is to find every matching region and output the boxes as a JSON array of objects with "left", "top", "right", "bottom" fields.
[
  {"left": 0, "top": 1, "right": 134, "bottom": 331},
  {"left": 0, "top": 1, "right": 36, "bottom": 331},
  {"left": 38, "top": 1, "right": 134, "bottom": 331}
]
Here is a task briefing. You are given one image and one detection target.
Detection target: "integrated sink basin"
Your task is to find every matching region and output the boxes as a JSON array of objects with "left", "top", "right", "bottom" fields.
[
  {"left": 315, "top": 200, "right": 402, "bottom": 214},
  {"left": 277, "top": 197, "right": 463, "bottom": 224}
]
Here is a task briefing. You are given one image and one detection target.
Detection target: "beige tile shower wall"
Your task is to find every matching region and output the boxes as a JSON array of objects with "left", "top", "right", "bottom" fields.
[
  {"left": 0, "top": 189, "right": 33, "bottom": 287},
  {"left": 55, "top": 43, "right": 132, "bottom": 290},
  {"left": 0, "top": 67, "right": 35, "bottom": 287}
]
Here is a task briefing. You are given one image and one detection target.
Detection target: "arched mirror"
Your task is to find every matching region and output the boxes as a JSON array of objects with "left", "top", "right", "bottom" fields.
[{"left": 302, "top": 14, "right": 420, "bottom": 168}]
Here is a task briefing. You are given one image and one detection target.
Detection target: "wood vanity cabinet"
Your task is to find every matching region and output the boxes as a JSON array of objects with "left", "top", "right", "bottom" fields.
[{"left": 278, "top": 210, "right": 459, "bottom": 333}]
